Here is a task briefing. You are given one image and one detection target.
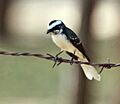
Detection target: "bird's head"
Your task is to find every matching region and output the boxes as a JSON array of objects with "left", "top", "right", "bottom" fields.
[{"left": 47, "top": 20, "right": 65, "bottom": 34}]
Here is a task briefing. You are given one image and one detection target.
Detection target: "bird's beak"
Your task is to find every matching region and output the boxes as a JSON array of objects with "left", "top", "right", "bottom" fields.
[{"left": 47, "top": 30, "right": 50, "bottom": 34}]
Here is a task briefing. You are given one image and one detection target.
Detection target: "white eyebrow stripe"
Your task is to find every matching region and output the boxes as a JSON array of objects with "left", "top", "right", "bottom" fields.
[{"left": 48, "top": 21, "right": 62, "bottom": 30}]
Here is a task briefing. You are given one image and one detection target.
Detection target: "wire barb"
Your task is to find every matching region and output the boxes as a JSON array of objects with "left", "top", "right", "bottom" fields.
[{"left": 0, "top": 51, "right": 120, "bottom": 71}]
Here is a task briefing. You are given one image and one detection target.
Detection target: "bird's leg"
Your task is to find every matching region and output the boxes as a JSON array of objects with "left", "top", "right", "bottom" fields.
[
  {"left": 52, "top": 50, "right": 64, "bottom": 68},
  {"left": 70, "top": 50, "right": 76, "bottom": 65}
]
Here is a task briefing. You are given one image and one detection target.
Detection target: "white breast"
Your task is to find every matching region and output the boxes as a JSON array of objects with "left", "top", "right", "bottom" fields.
[
  {"left": 51, "top": 34, "right": 87, "bottom": 61},
  {"left": 51, "top": 34, "right": 74, "bottom": 51}
]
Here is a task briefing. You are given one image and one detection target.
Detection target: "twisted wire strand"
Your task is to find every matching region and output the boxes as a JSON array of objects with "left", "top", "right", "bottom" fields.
[{"left": 0, "top": 51, "right": 119, "bottom": 69}]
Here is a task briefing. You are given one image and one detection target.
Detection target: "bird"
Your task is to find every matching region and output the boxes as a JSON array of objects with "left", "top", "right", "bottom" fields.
[{"left": 47, "top": 20, "right": 100, "bottom": 81}]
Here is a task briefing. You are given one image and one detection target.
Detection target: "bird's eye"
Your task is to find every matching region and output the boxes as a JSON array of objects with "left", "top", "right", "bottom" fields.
[
  {"left": 53, "top": 30, "right": 59, "bottom": 34},
  {"left": 58, "top": 25, "right": 61, "bottom": 28}
]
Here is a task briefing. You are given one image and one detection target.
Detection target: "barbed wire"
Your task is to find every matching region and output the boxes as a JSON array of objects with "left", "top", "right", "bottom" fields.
[{"left": 0, "top": 51, "right": 120, "bottom": 73}]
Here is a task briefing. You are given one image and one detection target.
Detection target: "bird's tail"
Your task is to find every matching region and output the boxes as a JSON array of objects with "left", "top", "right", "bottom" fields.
[{"left": 81, "top": 64, "right": 101, "bottom": 81}]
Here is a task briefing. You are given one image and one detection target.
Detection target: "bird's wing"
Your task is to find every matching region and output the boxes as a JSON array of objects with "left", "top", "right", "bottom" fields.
[
  {"left": 66, "top": 51, "right": 78, "bottom": 60},
  {"left": 64, "top": 27, "right": 90, "bottom": 61}
]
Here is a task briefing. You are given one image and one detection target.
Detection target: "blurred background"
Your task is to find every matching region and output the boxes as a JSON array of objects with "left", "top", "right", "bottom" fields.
[{"left": 0, "top": 0, "right": 120, "bottom": 104}]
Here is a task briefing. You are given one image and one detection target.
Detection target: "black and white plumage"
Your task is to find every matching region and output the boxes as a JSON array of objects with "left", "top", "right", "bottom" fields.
[{"left": 47, "top": 20, "right": 100, "bottom": 81}]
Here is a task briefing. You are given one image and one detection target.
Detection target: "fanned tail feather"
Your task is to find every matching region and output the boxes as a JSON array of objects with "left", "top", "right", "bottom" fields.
[{"left": 81, "top": 64, "right": 101, "bottom": 81}]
